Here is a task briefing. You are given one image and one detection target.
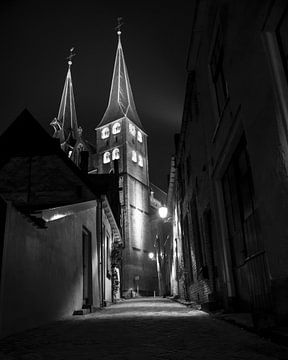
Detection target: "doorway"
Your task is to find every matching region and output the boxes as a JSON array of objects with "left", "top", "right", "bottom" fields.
[{"left": 82, "top": 227, "right": 92, "bottom": 307}]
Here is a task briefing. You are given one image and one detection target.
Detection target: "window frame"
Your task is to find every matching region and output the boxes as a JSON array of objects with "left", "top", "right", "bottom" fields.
[
  {"left": 112, "top": 122, "right": 121, "bottom": 135},
  {"left": 112, "top": 148, "right": 120, "bottom": 160},
  {"left": 132, "top": 150, "right": 137, "bottom": 163},
  {"left": 101, "top": 127, "right": 110, "bottom": 139},
  {"left": 103, "top": 151, "right": 111, "bottom": 164}
]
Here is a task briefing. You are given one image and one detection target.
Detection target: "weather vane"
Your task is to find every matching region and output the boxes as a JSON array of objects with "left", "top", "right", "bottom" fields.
[
  {"left": 115, "top": 17, "right": 123, "bottom": 35},
  {"left": 67, "top": 47, "right": 76, "bottom": 65}
]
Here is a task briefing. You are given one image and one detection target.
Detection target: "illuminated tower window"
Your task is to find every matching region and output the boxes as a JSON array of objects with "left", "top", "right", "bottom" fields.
[
  {"left": 101, "top": 127, "right": 110, "bottom": 139},
  {"left": 138, "top": 154, "right": 143, "bottom": 167},
  {"left": 129, "top": 123, "right": 136, "bottom": 136},
  {"left": 112, "top": 148, "right": 120, "bottom": 160},
  {"left": 137, "top": 131, "right": 142, "bottom": 143},
  {"left": 103, "top": 151, "right": 111, "bottom": 164},
  {"left": 132, "top": 150, "right": 137, "bottom": 163},
  {"left": 112, "top": 122, "right": 121, "bottom": 134}
]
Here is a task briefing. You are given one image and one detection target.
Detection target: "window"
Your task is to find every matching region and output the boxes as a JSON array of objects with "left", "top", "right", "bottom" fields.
[
  {"left": 129, "top": 123, "right": 136, "bottom": 136},
  {"left": 112, "top": 148, "right": 120, "bottom": 160},
  {"left": 103, "top": 151, "right": 110, "bottom": 164},
  {"left": 210, "top": 26, "right": 228, "bottom": 116},
  {"left": 137, "top": 131, "right": 143, "bottom": 143},
  {"left": 138, "top": 154, "right": 143, "bottom": 167},
  {"left": 112, "top": 122, "right": 121, "bottom": 135},
  {"left": 101, "top": 127, "right": 110, "bottom": 139},
  {"left": 132, "top": 150, "right": 137, "bottom": 163}
]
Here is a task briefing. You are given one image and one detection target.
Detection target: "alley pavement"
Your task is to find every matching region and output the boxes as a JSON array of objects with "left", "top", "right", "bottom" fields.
[{"left": 1, "top": 297, "right": 288, "bottom": 359}]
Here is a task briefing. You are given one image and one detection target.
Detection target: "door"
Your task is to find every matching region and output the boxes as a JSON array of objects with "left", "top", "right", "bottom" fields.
[{"left": 82, "top": 227, "right": 92, "bottom": 307}]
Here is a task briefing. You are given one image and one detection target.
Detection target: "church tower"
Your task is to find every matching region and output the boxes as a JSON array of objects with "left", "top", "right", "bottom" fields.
[
  {"left": 51, "top": 49, "right": 95, "bottom": 171},
  {"left": 95, "top": 27, "right": 157, "bottom": 296}
]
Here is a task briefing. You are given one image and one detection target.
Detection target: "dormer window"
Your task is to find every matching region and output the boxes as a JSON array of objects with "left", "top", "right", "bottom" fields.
[
  {"left": 137, "top": 131, "right": 143, "bottom": 143},
  {"left": 138, "top": 155, "right": 143, "bottom": 167},
  {"left": 101, "top": 127, "right": 110, "bottom": 139},
  {"left": 103, "top": 151, "right": 111, "bottom": 164},
  {"left": 112, "top": 122, "right": 121, "bottom": 134},
  {"left": 112, "top": 148, "right": 120, "bottom": 160},
  {"left": 132, "top": 150, "right": 137, "bottom": 163},
  {"left": 129, "top": 123, "right": 136, "bottom": 136}
]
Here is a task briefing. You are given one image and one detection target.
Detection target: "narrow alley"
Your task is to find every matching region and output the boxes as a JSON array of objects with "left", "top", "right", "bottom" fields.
[{"left": 0, "top": 297, "right": 288, "bottom": 360}]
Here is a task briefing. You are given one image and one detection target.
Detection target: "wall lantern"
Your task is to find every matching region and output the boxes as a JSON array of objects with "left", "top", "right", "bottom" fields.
[
  {"left": 158, "top": 206, "right": 168, "bottom": 219},
  {"left": 148, "top": 252, "right": 155, "bottom": 260}
]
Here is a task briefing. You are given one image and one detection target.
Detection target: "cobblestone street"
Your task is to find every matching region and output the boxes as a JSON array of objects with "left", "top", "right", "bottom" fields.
[{"left": 1, "top": 297, "right": 288, "bottom": 360}]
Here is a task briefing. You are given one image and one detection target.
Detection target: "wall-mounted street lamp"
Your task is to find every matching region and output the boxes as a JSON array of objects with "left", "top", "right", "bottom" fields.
[
  {"left": 158, "top": 206, "right": 168, "bottom": 219},
  {"left": 148, "top": 252, "right": 155, "bottom": 260}
]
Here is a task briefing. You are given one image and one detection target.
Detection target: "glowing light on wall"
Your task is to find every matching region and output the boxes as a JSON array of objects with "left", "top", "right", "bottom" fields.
[
  {"left": 148, "top": 252, "right": 155, "bottom": 260},
  {"left": 159, "top": 206, "right": 168, "bottom": 219}
]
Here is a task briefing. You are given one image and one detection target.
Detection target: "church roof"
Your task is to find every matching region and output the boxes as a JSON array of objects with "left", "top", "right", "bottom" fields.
[
  {"left": 98, "top": 30, "right": 143, "bottom": 130},
  {"left": 51, "top": 51, "right": 79, "bottom": 146}
]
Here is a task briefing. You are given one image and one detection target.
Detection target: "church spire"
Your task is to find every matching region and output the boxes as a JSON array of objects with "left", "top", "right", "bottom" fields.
[
  {"left": 98, "top": 19, "right": 143, "bottom": 129},
  {"left": 51, "top": 48, "right": 80, "bottom": 149}
]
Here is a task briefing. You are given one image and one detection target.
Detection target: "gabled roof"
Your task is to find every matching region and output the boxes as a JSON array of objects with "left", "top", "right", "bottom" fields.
[{"left": 97, "top": 31, "right": 143, "bottom": 130}]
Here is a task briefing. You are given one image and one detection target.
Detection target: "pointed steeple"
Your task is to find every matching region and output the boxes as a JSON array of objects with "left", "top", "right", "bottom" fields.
[
  {"left": 98, "top": 24, "right": 143, "bottom": 129},
  {"left": 51, "top": 48, "right": 80, "bottom": 149}
]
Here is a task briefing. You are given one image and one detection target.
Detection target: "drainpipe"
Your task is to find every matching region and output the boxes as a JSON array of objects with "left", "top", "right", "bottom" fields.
[{"left": 97, "top": 197, "right": 105, "bottom": 307}]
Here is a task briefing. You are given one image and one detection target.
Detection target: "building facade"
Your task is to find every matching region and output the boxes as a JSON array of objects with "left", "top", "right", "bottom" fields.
[
  {"left": 0, "top": 111, "right": 121, "bottom": 338},
  {"left": 169, "top": 0, "right": 288, "bottom": 328}
]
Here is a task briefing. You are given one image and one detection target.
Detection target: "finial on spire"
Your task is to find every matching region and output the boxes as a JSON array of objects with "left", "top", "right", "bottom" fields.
[
  {"left": 67, "top": 47, "right": 76, "bottom": 66},
  {"left": 115, "top": 17, "right": 123, "bottom": 36}
]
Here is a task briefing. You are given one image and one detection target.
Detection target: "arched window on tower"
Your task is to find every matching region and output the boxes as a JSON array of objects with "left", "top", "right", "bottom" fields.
[
  {"left": 137, "top": 131, "right": 143, "bottom": 143},
  {"left": 101, "top": 127, "right": 110, "bottom": 139},
  {"left": 132, "top": 150, "right": 137, "bottom": 163},
  {"left": 112, "top": 148, "right": 120, "bottom": 160},
  {"left": 138, "top": 155, "right": 143, "bottom": 167},
  {"left": 129, "top": 123, "right": 136, "bottom": 137},
  {"left": 103, "top": 151, "right": 111, "bottom": 164},
  {"left": 112, "top": 122, "right": 121, "bottom": 134}
]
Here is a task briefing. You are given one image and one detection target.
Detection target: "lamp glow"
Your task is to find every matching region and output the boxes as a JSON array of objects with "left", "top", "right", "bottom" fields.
[
  {"left": 148, "top": 252, "right": 155, "bottom": 260},
  {"left": 158, "top": 206, "right": 168, "bottom": 219}
]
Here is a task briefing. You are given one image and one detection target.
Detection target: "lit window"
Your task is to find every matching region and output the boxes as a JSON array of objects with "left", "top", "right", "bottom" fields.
[
  {"left": 129, "top": 123, "right": 136, "bottom": 136},
  {"left": 138, "top": 155, "right": 143, "bottom": 167},
  {"left": 68, "top": 150, "right": 73, "bottom": 158},
  {"left": 112, "top": 122, "right": 121, "bottom": 134},
  {"left": 137, "top": 131, "right": 143, "bottom": 143},
  {"left": 101, "top": 127, "right": 110, "bottom": 139},
  {"left": 112, "top": 148, "right": 120, "bottom": 160},
  {"left": 103, "top": 151, "right": 111, "bottom": 164},
  {"left": 132, "top": 150, "right": 137, "bottom": 163}
]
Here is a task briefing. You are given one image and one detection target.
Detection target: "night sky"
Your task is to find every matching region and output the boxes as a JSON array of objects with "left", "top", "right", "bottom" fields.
[{"left": 0, "top": 1, "right": 193, "bottom": 191}]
